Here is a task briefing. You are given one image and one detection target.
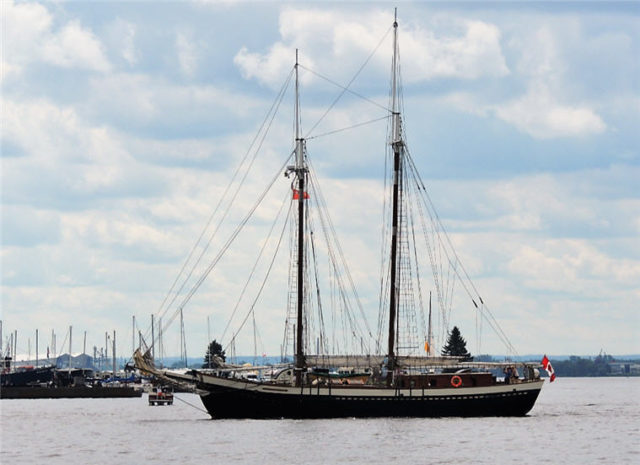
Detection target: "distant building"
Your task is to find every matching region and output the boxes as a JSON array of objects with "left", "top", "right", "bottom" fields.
[{"left": 609, "top": 362, "right": 640, "bottom": 376}]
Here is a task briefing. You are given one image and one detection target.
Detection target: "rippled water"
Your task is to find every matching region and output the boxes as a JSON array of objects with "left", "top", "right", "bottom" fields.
[{"left": 1, "top": 377, "right": 638, "bottom": 464}]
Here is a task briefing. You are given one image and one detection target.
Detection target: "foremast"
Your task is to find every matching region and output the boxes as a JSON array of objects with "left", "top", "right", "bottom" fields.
[
  {"left": 293, "top": 49, "right": 307, "bottom": 387},
  {"left": 387, "top": 10, "right": 403, "bottom": 376}
]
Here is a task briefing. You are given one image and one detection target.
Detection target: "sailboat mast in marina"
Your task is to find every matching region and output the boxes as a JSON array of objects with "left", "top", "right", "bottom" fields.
[{"left": 135, "top": 11, "right": 547, "bottom": 419}]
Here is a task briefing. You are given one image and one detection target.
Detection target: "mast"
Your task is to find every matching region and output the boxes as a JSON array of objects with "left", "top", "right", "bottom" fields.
[
  {"left": 11, "top": 332, "right": 15, "bottom": 370},
  {"left": 151, "top": 314, "right": 155, "bottom": 360},
  {"left": 105, "top": 331, "right": 109, "bottom": 370},
  {"left": 387, "top": 9, "right": 403, "bottom": 374},
  {"left": 112, "top": 330, "right": 116, "bottom": 377},
  {"left": 132, "top": 315, "right": 136, "bottom": 355},
  {"left": 180, "top": 309, "right": 184, "bottom": 366},
  {"left": 159, "top": 317, "right": 163, "bottom": 367},
  {"left": 8, "top": 333, "right": 13, "bottom": 371},
  {"left": 68, "top": 325, "right": 72, "bottom": 373},
  {"left": 180, "top": 308, "right": 187, "bottom": 367},
  {"left": 294, "top": 48, "right": 307, "bottom": 387},
  {"left": 252, "top": 309, "right": 257, "bottom": 366}
]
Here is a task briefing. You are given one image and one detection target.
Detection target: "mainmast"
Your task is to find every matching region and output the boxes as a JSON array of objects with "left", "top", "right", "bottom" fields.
[
  {"left": 387, "top": 9, "right": 403, "bottom": 374},
  {"left": 294, "top": 49, "right": 307, "bottom": 387}
]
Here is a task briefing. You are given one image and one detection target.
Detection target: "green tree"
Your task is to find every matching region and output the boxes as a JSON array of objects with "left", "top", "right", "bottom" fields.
[
  {"left": 203, "top": 339, "right": 226, "bottom": 368},
  {"left": 441, "top": 326, "right": 472, "bottom": 359}
]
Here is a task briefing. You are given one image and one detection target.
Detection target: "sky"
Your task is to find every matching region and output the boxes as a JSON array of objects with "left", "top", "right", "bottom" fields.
[{"left": 1, "top": 0, "right": 639, "bottom": 362}]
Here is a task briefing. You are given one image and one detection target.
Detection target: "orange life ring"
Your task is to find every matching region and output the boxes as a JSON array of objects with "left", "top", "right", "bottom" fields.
[{"left": 451, "top": 375, "right": 463, "bottom": 388}]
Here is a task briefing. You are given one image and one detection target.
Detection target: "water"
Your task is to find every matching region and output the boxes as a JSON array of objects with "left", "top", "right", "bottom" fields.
[{"left": 1, "top": 378, "right": 638, "bottom": 464}]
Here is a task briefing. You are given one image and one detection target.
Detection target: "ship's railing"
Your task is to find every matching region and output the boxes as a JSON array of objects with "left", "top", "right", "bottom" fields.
[{"left": 304, "top": 354, "right": 542, "bottom": 370}]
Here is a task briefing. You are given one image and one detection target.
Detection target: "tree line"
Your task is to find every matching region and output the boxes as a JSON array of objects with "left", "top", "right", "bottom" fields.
[{"left": 201, "top": 332, "right": 637, "bottom": 377}]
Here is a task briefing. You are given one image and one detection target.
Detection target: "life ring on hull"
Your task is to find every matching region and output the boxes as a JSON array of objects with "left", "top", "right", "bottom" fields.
[{"left": 450, "top": 375, "right": 463, "bottom": 388}]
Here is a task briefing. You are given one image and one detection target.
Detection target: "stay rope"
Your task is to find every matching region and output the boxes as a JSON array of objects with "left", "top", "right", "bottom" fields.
[
  {"left": 301, "top": 23, "right": 393, "bottom": 139},
  {"left": 173, "top": 394, "right": 210, "bottom": 416},
  {"left": 223, "top": 187, "right": 294, "bottom": 353},
  {"left": 220, "top": 187, "right": 293, "bottom": 348},
  {"left": 143, "top": 68, "right": 295, "bottom": 348}
]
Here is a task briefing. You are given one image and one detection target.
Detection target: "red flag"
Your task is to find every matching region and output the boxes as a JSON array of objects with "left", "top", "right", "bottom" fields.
[
  {"left": 541, "top": 355, "right": 556, "bottom": 382},
  {"left": 292, "top": 189, "right": 310, "bottom": 200}
]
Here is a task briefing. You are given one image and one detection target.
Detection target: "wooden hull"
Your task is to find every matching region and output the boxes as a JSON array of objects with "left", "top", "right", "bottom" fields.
[{"left": 178, "top": 372, "right": 543, "bottom": 419}]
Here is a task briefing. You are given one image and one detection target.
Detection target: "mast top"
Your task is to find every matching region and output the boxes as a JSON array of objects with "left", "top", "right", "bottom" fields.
[
  {"left": 391, "top": 9, "right": 401, "bottom": 144},
  {"left": 294, "top": 48, "right": 304, "bottom": 169}
]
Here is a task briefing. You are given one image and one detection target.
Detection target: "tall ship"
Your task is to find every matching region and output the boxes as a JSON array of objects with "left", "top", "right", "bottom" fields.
[{"left": 135, "top": 11, "right": 547, "bottom": 419}]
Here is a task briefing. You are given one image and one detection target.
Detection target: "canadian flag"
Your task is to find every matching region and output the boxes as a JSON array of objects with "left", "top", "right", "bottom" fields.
[{"left": 541, "top": 355, "right": 556, "bottom": 382}]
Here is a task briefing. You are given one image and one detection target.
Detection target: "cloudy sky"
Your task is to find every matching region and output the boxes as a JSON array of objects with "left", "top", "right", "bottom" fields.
[{"left": 2, "top": 0, "right": 639, "bottom": 361}]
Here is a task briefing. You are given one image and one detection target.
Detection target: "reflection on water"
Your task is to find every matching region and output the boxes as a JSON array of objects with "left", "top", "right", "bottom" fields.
[{"left": 1, "top": 378, "right": 638, "bottom": 465}]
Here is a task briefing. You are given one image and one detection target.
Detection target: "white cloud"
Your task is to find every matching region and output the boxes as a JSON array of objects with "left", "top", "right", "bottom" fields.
[
  {"left": 41, "top": 21, "right": 110, "bottom": 72},
  {"left": 234, "top": 9, "right": 509, "bottom": 88},
  {"left": 122, "top": 25, "right": 138, "bottom": 66},
  {"left": 84, "top": 73, "right": 262, "bottom": 129},
  {"left": 105, "top": 18, "right": 138, "bottom": 66},
  {"left": 438, "top": 166, "right": 640, "bottom": 238},
  {"left": 235, "top": 43, "right": 300, "bottom": 88},
  {"left": 404, "top": 17, "right": 509, "bottom": 81},
  {"left": 498, "top": 23, "right": 607, "bottom": 138},
  {"left": 1, "top": 0, "right": 51, "bottom": 78},
  {"left": 494, "top": 83, "right": 606, "bottom": 139},
  {"left": 440, "top": 82, "right": 606, "bottom": 140},
  {"left": 3, "top": 98, "right": 126, "bottom": 166},
  {"left": 1, "top": 97, "right": 173, "bottom": 209},
  {"left": 511, "top": 24, "right": 563, "bottom": 81},
  {"left": 1, "top": 205, "right": 61, "bottom": 247},
  {"left": 435, "top": 21, "right": 611, "bottom": 139},
  {"left": 176, "top": 31, "right": 199, "bottom": 77},
  {"left": 508, "top": 239, "right": 640, "bottom": 295},
  {"left": 3, "top": 1, "right": 110, "bottom": 76}
]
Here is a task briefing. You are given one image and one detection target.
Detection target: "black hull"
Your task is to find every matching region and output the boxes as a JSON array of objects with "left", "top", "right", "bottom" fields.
[
  {"left": 0, "top": 386, "right": 142, "bottom": 399},
  {"left": 195, "top": 379, "right": 543, "bottom": 419},
  {"left": 1, "top": 366, "right": 55, "bottom": 387}
]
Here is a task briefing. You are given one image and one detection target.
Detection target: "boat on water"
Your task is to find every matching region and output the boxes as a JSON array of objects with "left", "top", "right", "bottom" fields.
[
  {"left": 1, "top": 357, "right": 142, "bottom": 399},
  {"left": 135, "top": 11, "right": 547, "bottom": 418},
  {"left": 148, "top": 386, "right": 174, "bottom": 406},
  {"left": 0, "top": 362, "right": 56, "bottom": 387}
]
